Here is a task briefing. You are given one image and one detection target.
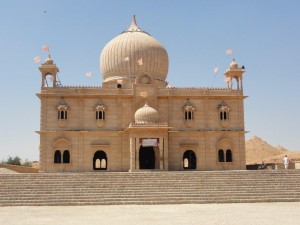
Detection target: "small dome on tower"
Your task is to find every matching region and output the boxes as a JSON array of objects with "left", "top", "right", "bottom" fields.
[
  {"left": 229, "top": 59, "right": 238, "bottom": 69},
  {"left": 44, "top": 55, "right": 54, "bottom": 65},
  {"left": 134, "top": 103, "right": 159, "bottom": 124}
]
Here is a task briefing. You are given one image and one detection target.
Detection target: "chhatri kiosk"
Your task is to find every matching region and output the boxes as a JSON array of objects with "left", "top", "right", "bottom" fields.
[{"left": 37, "top": 16, "right": 246, "bottom": 172}]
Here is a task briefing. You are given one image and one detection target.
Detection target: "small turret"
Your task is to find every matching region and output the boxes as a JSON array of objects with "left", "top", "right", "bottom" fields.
[
  {"left": 224, "top": 59, "right": 245, "bottom": 90},
  {"left": 39, "top": 55, "right": 60, "bottom": 88}
]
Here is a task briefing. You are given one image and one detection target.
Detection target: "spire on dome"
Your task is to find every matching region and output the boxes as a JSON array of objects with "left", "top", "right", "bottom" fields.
[
  {"left": 131, "top": 15, "right": 137, "bottom": 27},
  {"left": 122, "top": 15, "right": 150, "bottom": 35}
]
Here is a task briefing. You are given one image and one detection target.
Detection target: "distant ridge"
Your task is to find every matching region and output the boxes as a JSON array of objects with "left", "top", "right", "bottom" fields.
[{"left": 245, "top": 136, "right": 300, "bottom": 165}]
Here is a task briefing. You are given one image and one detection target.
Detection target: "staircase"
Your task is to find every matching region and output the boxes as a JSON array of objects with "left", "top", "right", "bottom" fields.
[{"left": 1, "top": 170, "right": 300, "bottom": 206}]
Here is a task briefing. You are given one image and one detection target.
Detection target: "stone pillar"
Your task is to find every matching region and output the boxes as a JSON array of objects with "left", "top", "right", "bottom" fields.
[
  {"left": 135, "top": 138, "right": 140, "bottom": 170},
  {"left": 163, "top": 136, "right": 169, "bottom": 170},
  {"left": 159, "top": 137, "right": 164, "bottom": 170},
  {"left": 129, "top": 137, "right": 135, "bottom": 172}
]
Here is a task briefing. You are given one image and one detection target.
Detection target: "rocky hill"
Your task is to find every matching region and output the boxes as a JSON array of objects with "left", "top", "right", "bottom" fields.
[{"left": 245, "top": 136, "right": 300, "bottom": 165}]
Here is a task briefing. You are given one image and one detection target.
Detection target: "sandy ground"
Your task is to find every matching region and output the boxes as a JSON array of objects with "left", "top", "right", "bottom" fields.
[
  {"left": 0, "top": 168, "right": 18, "bottom": 174},
  {"left": 1, "top": 202, "right": 300, "bottom": 225}
]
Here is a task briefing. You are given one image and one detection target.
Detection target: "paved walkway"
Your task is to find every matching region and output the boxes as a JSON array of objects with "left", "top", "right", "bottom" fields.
[{"left": 1, "top": 202, "right": 300, "bottom": 225}]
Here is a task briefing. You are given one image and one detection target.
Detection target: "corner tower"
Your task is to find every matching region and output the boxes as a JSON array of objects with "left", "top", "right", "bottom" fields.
[{"left": 39, "top": 55, "right": 60, "bottom": 88}]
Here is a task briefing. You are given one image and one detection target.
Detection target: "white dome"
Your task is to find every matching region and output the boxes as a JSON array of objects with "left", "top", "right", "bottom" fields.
[
  {"left": 134, "top": 103, "right": 159, "bottom": 124},
  {"left": 230, "top": 59, "right": 238, "bottom": 69},
  {"left": 100, "top": 16, "right": 169, "bottom": 83}
]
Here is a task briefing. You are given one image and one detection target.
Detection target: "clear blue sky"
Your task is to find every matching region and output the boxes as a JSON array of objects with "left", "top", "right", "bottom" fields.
[{"left": 0, "top": 0, "right": 299, "bottom": 161}]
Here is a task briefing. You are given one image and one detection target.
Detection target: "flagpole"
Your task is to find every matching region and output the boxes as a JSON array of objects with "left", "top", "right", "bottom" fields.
[{"left": 211, "top": 73, "right": 217, "bottom": 87}]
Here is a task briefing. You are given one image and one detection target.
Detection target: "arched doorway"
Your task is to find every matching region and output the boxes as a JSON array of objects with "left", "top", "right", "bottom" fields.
[
  {"left": 93, "top": 150, "right": 107, "bottom": 170},
  {"left": 183, "top": 150, "right": 197, "bottom": 169},
  {"left": 139, "top": 146, "right": 155, "bottom": 169}
]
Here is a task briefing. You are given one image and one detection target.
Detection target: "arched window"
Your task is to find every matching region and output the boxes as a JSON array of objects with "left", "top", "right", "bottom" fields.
[
  {"left": 93, "top": 151, "right": 107, "bottom": 170},
  {"left": 54, "top": 150, "right": 61, "bottom": 164},
  {"left": 218, "top": 101, "right": 229, "bottom": 121},
  {"left": 95, "top": 104, "right": 106, "bottom": 128},
  {"left": 57, "top": 104, "right": 69, "bottom": 120},
  {"left": 184, "top": 108, "right": 194, "bottom": 121},
  {"left": 63, "top": 150, "right": 70, "bottom": 163},
  {"left": 218, "top": 149, "right": 224, "bottom": 162},
  {"left": 226, "top": 149, "right": 233, "bottom": 162},
  {"left": 183, "top": 150, "right": 196, "bottom": 169},
  {"left": 95, "top": 105, "right": 106, "bottom": 121},
  {"left": 96, "top": 111, "right": 105, "bottom": 120}
]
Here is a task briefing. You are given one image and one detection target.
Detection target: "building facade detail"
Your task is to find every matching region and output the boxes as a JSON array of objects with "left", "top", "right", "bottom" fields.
[{"left": 36, "top": 16, "right": 247, "bottom": 172}]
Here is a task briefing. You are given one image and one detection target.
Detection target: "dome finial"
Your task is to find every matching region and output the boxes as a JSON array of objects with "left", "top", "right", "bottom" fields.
[{"left": 132, "top": 15, "right": 137, "bottom": 27}]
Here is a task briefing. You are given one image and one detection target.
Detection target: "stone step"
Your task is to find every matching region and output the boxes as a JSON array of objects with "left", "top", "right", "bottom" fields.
[
  {"left": 1, "top": 171, "right": 300, "bottom": 206},
  {"left": 1, "top": 197, "right": 300, "bottom": 207}
]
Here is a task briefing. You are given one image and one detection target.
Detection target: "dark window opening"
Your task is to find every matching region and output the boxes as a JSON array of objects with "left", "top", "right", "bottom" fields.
[
  {"left": 188, "top": 111, "right": 192, "bottom": 120},
  {"left": 54, "top": 150, "right": 61, "bottom": 164},
  {"left": 218, "top": 149, "right": 224, "bottom": 162},
  {"left": 96, "top": 111, "right": 105, "bottom": 120},
  {"left": 226, "top": 149, "right": 232, "bottom": 162},
  {"left": 63, "top": 150, "right": 70, "bottom": 163}
]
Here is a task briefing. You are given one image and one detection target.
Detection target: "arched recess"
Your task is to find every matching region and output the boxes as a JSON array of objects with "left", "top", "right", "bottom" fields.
[
  {"left": 93, "top": 150, "right": 107, "bottom": 170},
  {"left": 54, "top": 150, "right": 61, "bottom": 163},
  {"left": 216, "top": 138, "right": 233, "bottom": 163},
  {"left": 53, "top": 138, "right": 71, "bottom": 164},
  {"left": 44, "top": 73, "right": 54, "bottom": 87},
  {"left": 226, "top": 149, "right": 233, "bottom": 162},
  {"left": 183, "top": 150, "right": 197, "bottom": 169},
  {"left": 63, "top": 150, "right": 70, "bottom": 163},
  {"left": 218, "top": 149, "right": 225, "bottom": 162}
]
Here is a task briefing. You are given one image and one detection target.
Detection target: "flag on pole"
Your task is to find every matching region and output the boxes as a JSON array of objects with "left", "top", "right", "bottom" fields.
[
  {"left": 86, "top": 72, "right": 92, "bottom": 78},
  {"left": 138, "top": 58, "right": 143, "bottom": 65},
  {"left": 124, "top": 56, "right": 129, "bottom": 61},
  {"left": 226, "top": 49, "right": 233, "bottom": 55},
  {"left": 213, "top": 67, "right": 219, "bottom": 74},
  {"left": 34, "top": 56, "right": 41, "bottom": 63},
  {"left": 42, "top": 45, "right": 49, "bottom": 52}
]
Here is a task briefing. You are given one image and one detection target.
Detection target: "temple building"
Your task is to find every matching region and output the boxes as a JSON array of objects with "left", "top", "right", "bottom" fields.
[{"left": 36, "top": 16, "right": 247, "bottom": 172}]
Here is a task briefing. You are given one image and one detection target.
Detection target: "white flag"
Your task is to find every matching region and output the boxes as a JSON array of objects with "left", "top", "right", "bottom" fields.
[
  {"left": 226, "top": 49, "right": 233, "bottom": 55},
  {"left": 86, "top": 72, "right": 92, "bottom": 78},
  {"left": 42, "top": 45, "right": 49, "bottom": 52},
  {"left": 138, "top": 58, "right": 143, "bottom": 65},
  {"left": 124, "top": 57, "right": 129, "bottom": 61},
  {"left": 213, "top": 67, "right": 219, "bottom": 74},
  {"left": 34, "top": 56, "right": 41, "bottom": 63}
]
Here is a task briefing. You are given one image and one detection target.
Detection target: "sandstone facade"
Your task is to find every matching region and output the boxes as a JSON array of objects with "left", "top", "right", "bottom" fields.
[{"left": 37, "top": 16, "right": 247, "bottom": 172}]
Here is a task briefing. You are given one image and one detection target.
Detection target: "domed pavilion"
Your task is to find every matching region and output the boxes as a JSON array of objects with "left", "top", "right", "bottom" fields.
[{"left": 37, "top": 16, "right": 247, "bottom": 172}]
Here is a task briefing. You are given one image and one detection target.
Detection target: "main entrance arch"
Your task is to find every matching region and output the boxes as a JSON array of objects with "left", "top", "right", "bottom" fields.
[
  {"left": 139, "top": 146, "right": 155, "bottom": 169},
  {"left": 183, "top": 150, "right": 197, "bottom": 169},
  {"left": 93, "top": 150, "right": 107, "bottom": 170}
]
